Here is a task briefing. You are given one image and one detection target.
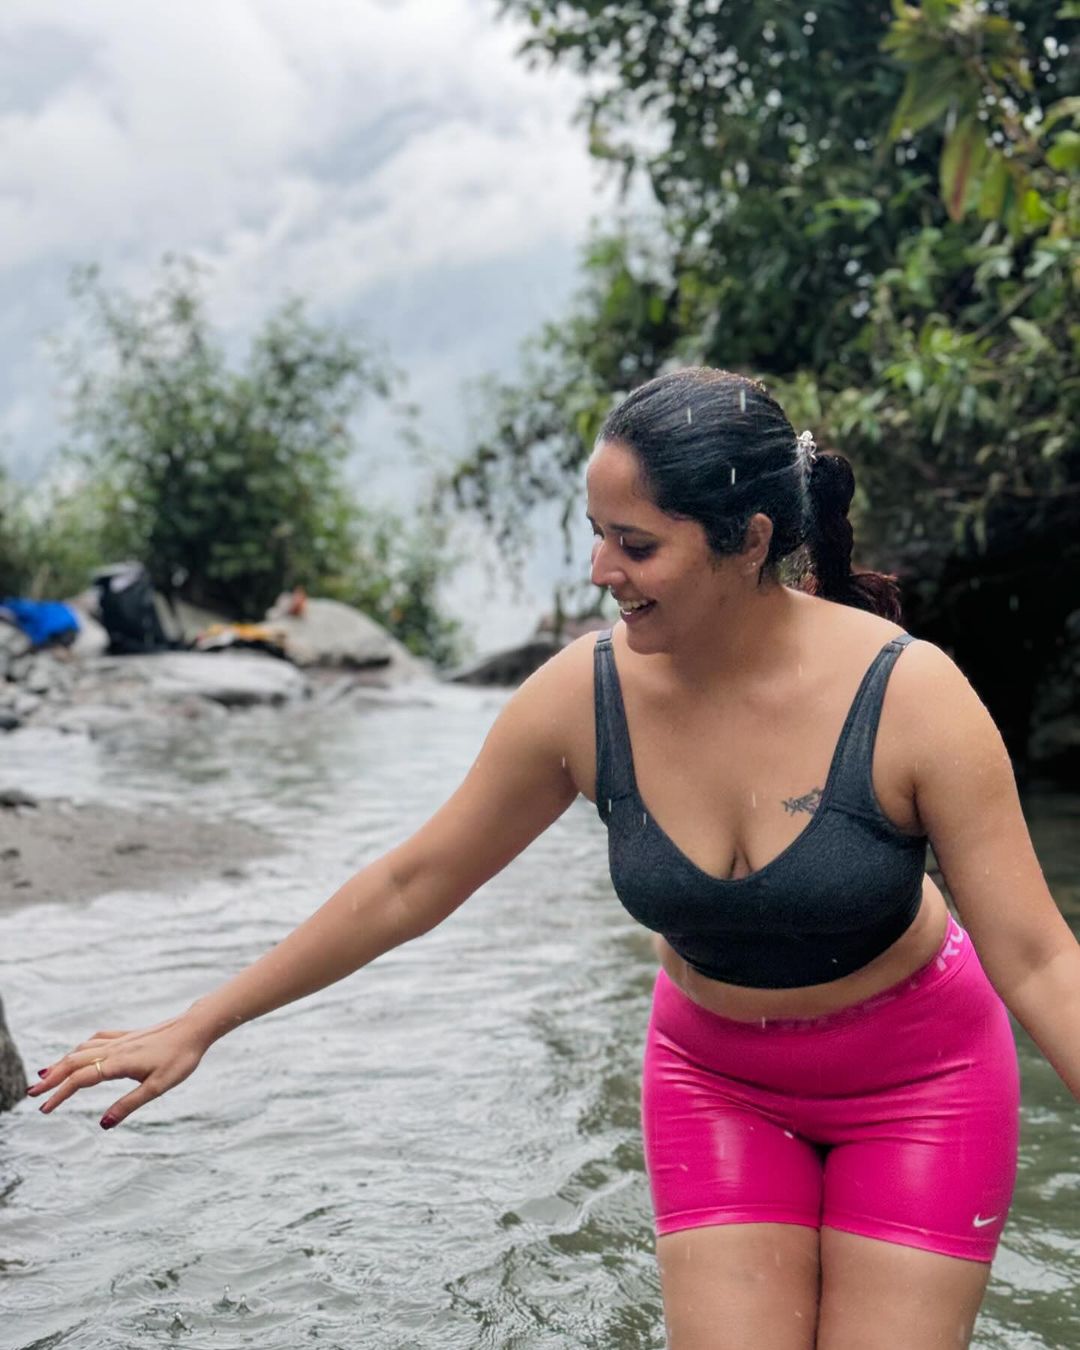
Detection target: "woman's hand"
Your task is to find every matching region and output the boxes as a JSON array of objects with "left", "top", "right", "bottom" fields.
[{"left": 26, "top": 1013, "right": 211, "bottom": 1129}]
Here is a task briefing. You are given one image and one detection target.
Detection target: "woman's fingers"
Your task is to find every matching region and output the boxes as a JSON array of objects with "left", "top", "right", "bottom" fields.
[
  {"left": 29, "top": 1043, "right": 145, "bottom": 1108},
  {"left": 30, "top": 1033, "right": 134, "bottom": 1088},
  {"left": 35, "top": 1060, "right": 124, "bottom": 1114},
  {"left": 29, "top": 1027, "right": 203, "bottom": 1126},
  {"left": 72, "top": 1030, "right": 130, "bottom": 1050},
  {"left": 100, "top": 1079, "right": 163, "bottom": 1130}
]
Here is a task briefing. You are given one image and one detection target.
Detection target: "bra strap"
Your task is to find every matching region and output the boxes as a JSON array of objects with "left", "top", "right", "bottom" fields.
[
  {"left": 827, "top": 633, "right": 916, "bottom": 819},
  {"left": 593, "top": 631, "right": 636, "bottom": 819}
]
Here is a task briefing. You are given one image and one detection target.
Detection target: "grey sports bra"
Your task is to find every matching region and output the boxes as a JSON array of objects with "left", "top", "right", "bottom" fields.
[{"left": 593, "top": 631, "right": 928, "bottom": 989}]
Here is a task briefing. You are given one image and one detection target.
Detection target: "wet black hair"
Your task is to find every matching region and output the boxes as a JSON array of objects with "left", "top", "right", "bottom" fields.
[{"left": 597, "top": 367, "right": 901, "bottom": 621}]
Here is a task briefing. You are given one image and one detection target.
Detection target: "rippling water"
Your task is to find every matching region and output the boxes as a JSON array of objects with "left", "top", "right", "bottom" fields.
[{"left": 0, "top": 690, "right": 1077, "bottom": 1349}]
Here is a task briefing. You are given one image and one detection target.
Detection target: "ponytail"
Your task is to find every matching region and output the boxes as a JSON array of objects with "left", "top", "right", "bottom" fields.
[{"left": 802, "top": 452, "right": 903, "bottom": 622}]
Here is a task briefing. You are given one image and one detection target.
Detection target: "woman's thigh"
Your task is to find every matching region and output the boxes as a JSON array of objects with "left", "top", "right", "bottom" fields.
[
  {"left": 657, "top": 1222, "right": 820, "bottom": 1350},
  {"left": 817, "top": 1228, "right": 990, "bottom": 1350}
]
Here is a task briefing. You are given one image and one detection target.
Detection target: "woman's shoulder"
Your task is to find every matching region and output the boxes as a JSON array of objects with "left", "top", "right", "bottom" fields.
[
  {"left": 504, "top": 628, "right": 606, "bottom": 730},
  {"left": 835, "top": 609, "right": 980, "bottom": 736},
  {"left": 811, "top": 600, "right": 962, "bottom": 719}
]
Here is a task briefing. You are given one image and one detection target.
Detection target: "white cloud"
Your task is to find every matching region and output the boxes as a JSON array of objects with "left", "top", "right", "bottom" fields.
[
  {"left": 0, "top": 0, "right": 614, "bottom": 644},
  {"left": 0, "top": 0, "right": 599, "bottom": 281}
]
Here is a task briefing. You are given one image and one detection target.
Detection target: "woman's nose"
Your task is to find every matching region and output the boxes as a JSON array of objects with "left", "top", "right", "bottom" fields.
[{"left": 590, "top": 538, "right": 625, "bottom": 590}]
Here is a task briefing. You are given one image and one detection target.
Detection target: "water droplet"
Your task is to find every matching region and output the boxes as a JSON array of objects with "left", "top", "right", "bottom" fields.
[
  {"left": 607, "top": 799, "right": 612, "bottom": 814},
  {"left": 686, "top": 406, "right": 693, "bottom": 424},
  {"left": 730, "top": 466, "right": 737, "bottom": 484},
  {"left": 739, "top": 388, "right": 747, "bottom": 412},
  {"left": 642, "top": 812, "right": 647, "bottom": 826}
]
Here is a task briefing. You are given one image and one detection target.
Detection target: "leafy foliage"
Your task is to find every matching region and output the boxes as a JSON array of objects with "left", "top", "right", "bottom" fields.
[
  {"left": 4, "top": 259, "right": 463, "bottom": 664},
  {"left": 456, "top": 0, "right": 1079, "bottom": 594},
  {"left": 445, "top": 0, "right": 1080, "bottom": 756}
]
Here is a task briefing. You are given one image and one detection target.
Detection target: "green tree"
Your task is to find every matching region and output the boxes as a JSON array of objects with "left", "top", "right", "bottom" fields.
[
  {"left": 29, "top": 258, "right": 464, "bottom": 663},
  {"left": 450, "top": 0, "right": 1080, "bottom": 765}
]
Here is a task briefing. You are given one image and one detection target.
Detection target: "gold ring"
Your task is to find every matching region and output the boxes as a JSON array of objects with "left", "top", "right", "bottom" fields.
[{"left": 93, "top": 1058, "right": 105, "bottom": 1082}]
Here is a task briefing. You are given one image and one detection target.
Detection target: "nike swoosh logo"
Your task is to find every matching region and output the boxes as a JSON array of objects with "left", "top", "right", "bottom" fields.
[{"left": 972, "top": 1214, "right": 999, "bottom": 1228}]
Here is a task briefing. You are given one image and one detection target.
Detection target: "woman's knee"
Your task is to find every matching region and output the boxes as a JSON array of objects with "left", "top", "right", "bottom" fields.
[
  {"left": 817, "top": 1227, "right": 990, "bottom": 1350},
  {"left": 657, "top": 1222, "right": 820, "bottom": 1350}
]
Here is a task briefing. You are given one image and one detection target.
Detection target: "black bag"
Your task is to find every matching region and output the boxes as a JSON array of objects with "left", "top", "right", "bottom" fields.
[{"left": 93, "top": 563, "right": 179, "bottom": 655}]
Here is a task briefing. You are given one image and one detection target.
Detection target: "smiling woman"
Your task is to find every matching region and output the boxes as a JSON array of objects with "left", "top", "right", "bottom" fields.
[{"left": 28, "top": 366, "right": 1080, "bottom": 1350}]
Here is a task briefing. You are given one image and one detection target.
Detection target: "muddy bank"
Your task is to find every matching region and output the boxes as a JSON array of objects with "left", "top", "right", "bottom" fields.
[{"left": 0, "top": 795, "right": 278, "bottom": 913}]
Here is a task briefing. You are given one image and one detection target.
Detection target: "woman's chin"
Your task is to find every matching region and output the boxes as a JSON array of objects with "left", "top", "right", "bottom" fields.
[{"left": 620, "top": 610, "right": 666, "bottom": 653}]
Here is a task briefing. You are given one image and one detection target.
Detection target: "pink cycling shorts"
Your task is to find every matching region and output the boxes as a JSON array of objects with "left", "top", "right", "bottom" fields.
[{"left": 642, "top": 917, "right": 1019, "bottom": 1262}]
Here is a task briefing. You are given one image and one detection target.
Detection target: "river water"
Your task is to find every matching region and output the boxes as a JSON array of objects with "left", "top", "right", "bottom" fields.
[{"left": 0, "top": 688, "right": 1077, "bottom": 1350}]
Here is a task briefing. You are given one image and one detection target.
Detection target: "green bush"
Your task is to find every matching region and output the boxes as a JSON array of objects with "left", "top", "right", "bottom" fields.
[{"left": 1, "top": 259, "right": 463, "bottom": 666}]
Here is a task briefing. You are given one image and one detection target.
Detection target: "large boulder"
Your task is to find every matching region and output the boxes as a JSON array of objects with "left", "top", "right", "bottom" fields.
[
  {"left": 102, "top": 650, "right": 311, "bottom": 708},
  {"left": 449, "top": 636, "right": 562, "bottom": 687},
  {"left": 450, "top": 614, "right": 610, "bottom": 688},
  {"left": 264, "top": 597, "right": 430, "bottom": 681},
  {"left": 0, "top": 994, "right": 27, "bottom": 1113}
]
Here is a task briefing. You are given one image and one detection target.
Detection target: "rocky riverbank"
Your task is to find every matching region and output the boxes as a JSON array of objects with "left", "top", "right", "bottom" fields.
[{"left": 0, "top": 593, "right": 437, "bottom": 738}]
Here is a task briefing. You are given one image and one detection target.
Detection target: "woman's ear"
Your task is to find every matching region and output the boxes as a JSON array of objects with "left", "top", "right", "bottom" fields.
[{"left": 741, "top": 513, "right": 774, "bottom": 568}]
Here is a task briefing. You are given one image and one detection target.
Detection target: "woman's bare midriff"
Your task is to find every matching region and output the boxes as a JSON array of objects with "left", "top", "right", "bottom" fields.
[{"left": 655, "top": 876, "right": 952, "bottom": 1022}]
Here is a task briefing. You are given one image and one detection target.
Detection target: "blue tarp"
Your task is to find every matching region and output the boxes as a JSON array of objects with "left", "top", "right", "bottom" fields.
[{"left": 0, "top": 598, "right": 80, "bottom": 647}]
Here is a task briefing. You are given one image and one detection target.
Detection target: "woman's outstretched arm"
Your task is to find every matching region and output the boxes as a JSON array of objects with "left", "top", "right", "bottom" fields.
[
  {"left": 904, "top": 640, "right": 1080, "bottom": 1102},
  {"left": 28, "top": 638, "right": 592, "bottom": 1127}
]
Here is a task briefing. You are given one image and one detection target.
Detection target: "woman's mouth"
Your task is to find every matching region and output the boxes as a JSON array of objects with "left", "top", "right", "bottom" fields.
[{"left": 616, "top": 597, "right": 656, "bottom": 623}]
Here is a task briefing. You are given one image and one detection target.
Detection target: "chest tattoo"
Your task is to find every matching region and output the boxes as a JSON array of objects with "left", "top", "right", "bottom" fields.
[{"left": 781, "top": 787, "right": 823, "bottom": 816}]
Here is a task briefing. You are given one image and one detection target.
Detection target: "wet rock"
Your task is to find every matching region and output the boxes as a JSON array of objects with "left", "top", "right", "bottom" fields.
[
  {"left": 0, "top": 623, "right": 30, "bottom": 663},
  {"left": 264, "top": 596, "right": 430, "bottom": 681},
  {"left": 112, "top": 650, "right": 312, "bottom": 708},
  {"left": 23, "top": 653, "right": 74, "bottom": 697},
  {"left": 7, "top": 651, "right": 32, "bottom": 683},
  {"left": 8, "top": 690, "right": 42, "bottom": 718},
  {"left": 449, "top": 636, "right": 561, "bottom": 687},
  {"left": 50, "top": 704, "right": 155, "bottom": 737},
  {"left": 0, "top": 994, "right": 27, "bottom": 1113}
]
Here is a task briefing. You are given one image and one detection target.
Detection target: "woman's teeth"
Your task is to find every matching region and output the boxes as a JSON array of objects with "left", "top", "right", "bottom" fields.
[{"left": 620, "top": 599, "right": 653, "bottom": 613}]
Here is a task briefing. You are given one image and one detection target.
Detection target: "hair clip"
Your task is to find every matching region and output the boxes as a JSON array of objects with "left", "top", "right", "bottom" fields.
[{"left": 797, "top": 430, "right": 818, "bottom": 465}]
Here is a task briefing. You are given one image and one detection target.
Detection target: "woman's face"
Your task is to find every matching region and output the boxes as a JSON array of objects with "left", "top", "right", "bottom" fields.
[{"left": 586, "top": 438, "right": 761, "bottom": 654}]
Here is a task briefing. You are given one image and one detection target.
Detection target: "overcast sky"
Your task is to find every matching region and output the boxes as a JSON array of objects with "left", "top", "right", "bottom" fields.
[{"left": 0, "top": 0, "right": 617, "bottom": 649}]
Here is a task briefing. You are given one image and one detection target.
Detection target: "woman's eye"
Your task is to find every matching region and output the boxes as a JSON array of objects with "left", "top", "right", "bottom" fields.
[{"left": 589, "top": 528, "right": 653, "bottom": 561}]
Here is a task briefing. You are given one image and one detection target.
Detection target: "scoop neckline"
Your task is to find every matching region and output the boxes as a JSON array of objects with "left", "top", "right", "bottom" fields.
[{"left": 613, "top": 636, "right": 905, "bottom": 887}]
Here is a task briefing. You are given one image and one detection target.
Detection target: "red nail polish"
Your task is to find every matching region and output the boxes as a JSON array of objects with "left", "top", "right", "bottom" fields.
[
  {"left": 37, "top": 1068, "right": 49, "bottom": 1078},
  {"left": 100, "top": 1115, "right": 118, "bottom": 1130}
]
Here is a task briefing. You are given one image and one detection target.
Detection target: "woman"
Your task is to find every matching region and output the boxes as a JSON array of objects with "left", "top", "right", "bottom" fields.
[{"left": 30, "top": 368, "right": 1080, "bottom": 1349}]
